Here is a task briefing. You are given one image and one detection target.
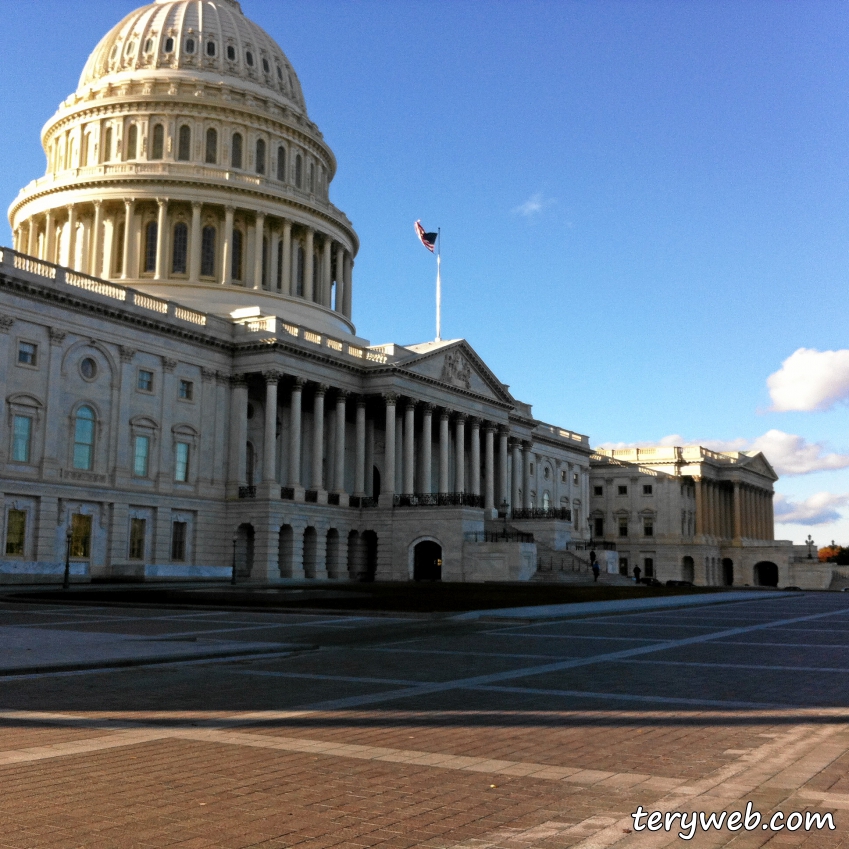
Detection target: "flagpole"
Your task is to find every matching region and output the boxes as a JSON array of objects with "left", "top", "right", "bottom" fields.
[{"left": 436, "top": 227, "right": 441, "bottom": 341}]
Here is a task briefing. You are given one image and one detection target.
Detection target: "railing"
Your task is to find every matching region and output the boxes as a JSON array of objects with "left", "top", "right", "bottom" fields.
[
  {"left": 512, "top": 508, "right": 572, "bottom": 521},
  {"left": 567, "top": 540, "right": 617, "bottom": 552},
  {"left": 305, "top": 489, "right": 319, "bottom": 503},
  {"left": 349, "top": 495, "right": 377, "bottom": 509},
  {"left": 537, "top": 551, "right": 593, "bottom": 574},
  {"left": 280, "top": 487, "right": 295, "bottom": 500},
  {"left": 133, "top": 292, "right": 168, "bottom": 313},
  {"left": 394, "top": 492, "right": 485, "bottom": 508},
  {"left": 238, "top": 486, "right": 256, "bottom": 499},
  {"left": 466, "top": 530, "right": 534, "bottom": 544}
]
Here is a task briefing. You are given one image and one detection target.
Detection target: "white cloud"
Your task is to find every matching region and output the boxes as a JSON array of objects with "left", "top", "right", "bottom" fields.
[
  {"left": 598, "top": 429, "right": 849, "bottom": 477},
  {"left": 773, "top": 492, "right": 849, "bottom": 526},
  {"left": 767, "top": 348, "right": 849, "bottom": 412},
  {"left": 512, "top": 191, "right": 555, "bottom": 217}
]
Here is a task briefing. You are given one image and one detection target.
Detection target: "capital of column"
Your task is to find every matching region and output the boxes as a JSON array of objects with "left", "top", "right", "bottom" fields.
[
  {"left": 156, "top": 198, "right": 167, "bottom": 209},
  {"left": 421, "top": 402, "right": 434, "bottom": 414},
  {"left": 498, "top": 424, "right": 510, "bottom": 436},
  {"left": 291, "top": 377, "right": 307, "bottom": 390},
  {"left": 119, "top": 347, "right": 135, "bottom": 363},
  {"left": 522, "top": 439, "right": 532, "bottom": 450},
  {"left": 93, "top": 199, "right": 102, "bottom": 209},
  {"left": 405, "top": 399, "right": 417, "bottom": 412},
  {"left": 262, "top": 370, "right": 282, "bottom": 384},
  {"left": 468, "top": 416, "right": 480, "bottom": 429},
  {"left": 123, "top": 197, "right": 135, "bottom": 208},
  {"left": 440, "top": 409, "right": 451, "bottom": 422},
  {"left": 162, "top": 357, "right": 177, "bottom": 373},
  {"left": 336, "top": 389, "right": 349, "bottom": 402},
  {"left": 230, "top": 373, "right": 248, "bottom": 388},
  {"left": 314, "top": 383, "right": 329, "bottom": 398},
  {"left": 192, "top": 201, "right": 202, "bottom": 211},
  {"left": 225, "top": 204, "right": 235, "bottom": 214},
  {"left": 356, "top": 395, "right": 367, "bottom": 409},
  {"left": 454, "top": 412, "right": 468, "bottom": 424},
  {"left": 201, "top": 367, "right": 216, "bottom": 383},
  {"left": 382, "top": 391, "right": 399, "bottom": 406}
]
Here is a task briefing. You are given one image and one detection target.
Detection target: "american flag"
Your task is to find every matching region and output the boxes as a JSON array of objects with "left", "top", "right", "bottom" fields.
[{"left": 414, "top": 220, "right": 438, "bottom": 253}]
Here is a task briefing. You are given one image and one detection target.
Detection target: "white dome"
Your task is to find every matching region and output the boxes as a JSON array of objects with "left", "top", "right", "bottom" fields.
[{"left": 78, "top": 0, "right": 307, "bottom": 116}]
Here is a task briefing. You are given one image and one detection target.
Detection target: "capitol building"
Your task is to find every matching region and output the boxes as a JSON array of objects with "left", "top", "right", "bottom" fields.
[{"left": 1, "top": 0, "right": 814, "bottom": 588}]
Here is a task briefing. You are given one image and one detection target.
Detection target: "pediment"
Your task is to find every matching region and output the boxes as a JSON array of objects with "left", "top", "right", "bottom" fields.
[
  {"left": 740, "top": 451, "right": 779, "bottom": 481},
  {"left": 398, "top": 339, "right": 514, "bottom": 404}
]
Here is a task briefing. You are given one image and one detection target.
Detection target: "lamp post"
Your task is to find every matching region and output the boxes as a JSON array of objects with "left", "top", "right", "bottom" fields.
[
  {"left": 806, "top": 534, "right": 815, "bottom": 560},
  {"left": 231, "top": 534, "right": 238, "bottom": 585},
  {"left": 63, "top": 527, "right": 72, "bottom": 590}
]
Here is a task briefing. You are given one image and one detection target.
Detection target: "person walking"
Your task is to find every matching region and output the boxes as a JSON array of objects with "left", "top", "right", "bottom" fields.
[
  {"left": 592, "top": 561, "right": 600, "bottom": 582},
  {"left": 633, "top": 565, "right": 642, "bottom": 584}
]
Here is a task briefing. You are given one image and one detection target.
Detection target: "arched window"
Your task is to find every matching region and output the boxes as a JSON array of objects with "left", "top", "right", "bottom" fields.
[
  {"left": 276, "top": 146, "right": 286, "bottom": 182},
  {"left": 205, "top": 128, "right": 217, "bottom": 164},
  {"left": 232, "top": 229, "right": 243, "bottom": 281},
  {"left": 185, "top": 38, "right": 196, "bottom": 55},
  {"left": 295, "top": 153, "right": 302, "bottom": 188},
  {"left": 172, "top": 222, "right": 188, "bottom": 274},
  {"left": 255, "top": 138, "right": 266, "bottom": 175},
  {"left": 151, "top": 124, "right": 164, "bottom": 160},
  {"left": 126, "top": 124, "right": 138, "bottom": 160},
  {"left": 296, "top": 244, "right": 305, "bottom": 296},
  {"left": 144, "top": 222, "right": 157, "bottom": 273},
  {"left": 201, "top": 226, "right": 216, "bottom": 277},
  {"left": 177, "top": 125, "right": 191, "bottom": 161},
  {"left": 73, "top": 406, "right": 95, "bottom": 471},
  {"left": 103, "top": 127, "right": 113, "bottom": 163},
  {"left": 81, "top": 133, "right": 90, "bottom": 167},
  {"left": 164, "top": 37, "right": 174, "bottom": 53},
  {"left": 231, "top": 132, "right": 243, "bottom": 169},
  {"left": 206, "top": 40, "right": 216, "bottom": 57}
]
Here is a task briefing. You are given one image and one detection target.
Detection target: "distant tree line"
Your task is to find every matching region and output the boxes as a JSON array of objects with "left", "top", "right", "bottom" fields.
[{"left": 818, "top": 544, "right": 849, "bottom": 565}]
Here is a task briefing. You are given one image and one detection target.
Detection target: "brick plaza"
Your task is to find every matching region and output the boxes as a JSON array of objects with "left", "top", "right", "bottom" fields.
[{"left": 0, "top": 591, "right": 848, "bottom": 848}]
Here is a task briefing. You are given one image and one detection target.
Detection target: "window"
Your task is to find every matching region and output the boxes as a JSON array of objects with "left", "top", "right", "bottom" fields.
[
  {"left": 172, "top": 222, "right": 188, "bottom": 274},
  {"left": 201, "top": 226, "right": 216, "bottom": 276},
  {"left": 206, "top": 40, "right": 216, "bottom": 57},
  {"left": 70, "top": 514, "right": 92, "bottom": 558},
  {"left": 529, "top": 462, "right": 534, "bottom": 475},
  {"left": 80, "top": 358, "right": 97, "bottom": 380},
  {"left": 205, "top": 127, "right": 218, "bottom": 164},
  {"left": 618, "top": 485, "right": 628, "bottom": 495},
  {"left": 72, "top": 406, "right": 95, "bottom": 471},
  {"left": 573, "top": 472, "right": 579, "bottom": 486},
  {"left": 309, "top": 162, "right": 315, "bottom": 193},
  {"left": 255, "top": 138, "right": 266, "bottom": 175},
  {"left": 262, "top": 57, "right": 270, "bottom": 74},
  {"left": 164, "top": 36, "right": 174, "bottom": 53},
  {"left": 129, "top": 518, "right": 146, "bottom": 560},
  {"left": 17, "top": 342, "right": 37, "bottom": 366},
  {"left": 593, "top": 517, "right": 604, "bottom": 537},
  {"left": 104, "top": 127, "right": 113, "bottom": 162},
  {"left": 593, "top": 485, "right": 603, "bottom": 496},
  {"left": 177, "top": 125, "right": 191, "bottom": 161},
  {"left": 171, "top": 521, "right": 188, "bottom": 561},
  {"left": 226, "top": 45, "right": 236, "bottom": 61},
  {"left": 151, "top": 124, "right": 164, "bottom": 160},
  {"left": 644, "top": 520, "right": 654, "bottom": 537},
  {"left": 185, "top": 38, "right": 196, "bottom": 55},
  {"left": 232, "top": 229, "right": 243, "bottom": 280},
  {"left": 5, "top": 509, "right": 26, "bottom": 556},
  {"left": 643, "top": 484, "right": 653, "bottom": 495},
  {"left": 542, "top": 491, "right": 550, "bottom": 510},
  {"left": 144, "top": 222, "right": 157, "bottom": 272},
  {"left": 276, "top": 146, "right": 286, "bottom": 181},
  {"left": 618, "top": 518, "right": 629, "bottom": 537},
  {"left": 174, "top": 442, "right": 189, "bottom": 482},
  {"left": 245, "top": 50, "right": 254, "bottom": 66},
  {"left": 231, "top": 132, "right": 243, "bottom": 169},
  {"left": 178, "top": 379, "right": 193, "bottom": 401},
  {"left": 133, "top": 435, "right": 150, "bottom": 477},
  {"left": 126, "top": 124, "right": 138, "bottom": 160},
  {"left": 137, "top": 369, "right": 154, "bottom": 392},
  {"left": 144, "top": 38, "right": 153, "bottom": 53},
  {"left": 11, "top": 416, "right": 32, "bottom": 463},
  {"left": 295, "top": 153, "right": 302, "bottom": 187},
  {"left": 619, "top": 557, "right": 629, "bottom": 575},
  {"left": 644, "top": 557, "right": 654, "bottom": 577}
]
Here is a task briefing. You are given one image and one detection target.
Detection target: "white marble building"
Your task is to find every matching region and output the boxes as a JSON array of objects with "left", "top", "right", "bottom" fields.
[{"left": 0, "top": 0, "right": 799, "bottom": 587}]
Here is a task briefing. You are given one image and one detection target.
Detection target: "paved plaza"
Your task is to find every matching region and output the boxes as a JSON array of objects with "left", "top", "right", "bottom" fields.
[{"left": 0, "top": 591, "right": 848, "bottom": 848}]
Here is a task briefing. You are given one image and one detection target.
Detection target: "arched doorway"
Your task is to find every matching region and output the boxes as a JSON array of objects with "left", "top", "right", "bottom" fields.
[
  {"left": 722, "top": 558, "right": 734, "bottom": 587},
  {"left": 754, "top": 561, "right": 778, "bottom": 587},
  {"left": 303, "top": 527, "right": 317, "bottom": 578},
  {"left": 681, "top": 556, "right": 695, "bottom": 583},
  {"left": 235, "top": 523, "right": 254, "bottom": 578},
  {"left": 413, "top": 540, "right": 442, "bottom": 581},
  {"left": 362, "top": 530, "right": 378, "bottom": 582},
  {"left": 326, "top": 528, "right": 341, "bottom": 579},
  {"left": 278, "top": 525, "right": 294, "bottom": 578}
]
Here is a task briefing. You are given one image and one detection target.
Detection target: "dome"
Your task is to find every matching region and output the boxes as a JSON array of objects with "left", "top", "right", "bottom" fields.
[{"left": 78, "top": 0, "right": 307, "bottom": 116}]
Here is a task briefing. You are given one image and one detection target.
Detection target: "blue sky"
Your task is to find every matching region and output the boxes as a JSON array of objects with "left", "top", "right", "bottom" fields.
[{"left": 2, "top": 0, "right": 849, "bottom": 547}]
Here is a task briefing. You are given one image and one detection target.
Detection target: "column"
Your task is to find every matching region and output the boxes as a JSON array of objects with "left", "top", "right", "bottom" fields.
[
  {"left": 354, "top": 396, "right": 366, "bottom": 496},
  {"left": 498, "top": 426, "right": 509, "bottom": 510},
  {"left": 694, "top": 478, "right": 705, "bottom": 537},
  {"left": 154, "top": 198, "right": 168, "bottom": 280},
  {"left": 44, "top": 210, "right": 56, "bottom": 263},
  {"left": 343, "top": 253, "right": 353, "bottom": 317},
  {"left": 523, "top": 442, "right": 532, "bottom": 508},
  {"left": 122, "top": 199, "right": 136, "bottom": 279},
  {"left": 439, "top": 410, "right": 450, "bottom": 494},
  {"left": 253, "top": 212, "right": 266, "bottom": 290},
  {"left": 262, "top": 371, "right": 280, "bottom": 483},
  {"left": 767, "top": 492, "right": 774, "bottom": 541},
  {"left": 222, "top": 206, "right": 234, "bottom": 285},
  {"left": 381, "top": 393, "right": 397, "bottom": 507},
  {"left": 311, "top": 384, "right": 327, "bottom": 492},
  {"left": 484, "top": 424, "right": 495, "bottom": 511},
  {"left": 334, "top": 245, "right": 345, "bottom": 313},
  {"left": 188, "top": 201, "right": 201, "bottom": 283},
  {"left": 66, "top": 205, "right": 77, "bottom": 270},
  {"left": 469, "top": 418, "right": 480, "bottom": 498},
  {"left": 421, "top": 404, "right": 433, "bottom": 494},
  {"left": 91, "top": 201, "right": 103, "bottom": 277},
  {"left": 303, "top": 227, "right": 314, "bottom": 301},
  {"left": 365, "top": 415, "right": 375, "bottom": 497},
  {"left": 281, "top": 220, "right": 292, "bottom": 294},
  {"left": 227, "top": 375, "right": 248, "bottom": 495},
  {"left": 395, "top": 408, "right": 404, "bottom": 494},
  {"left": 321, "top": 237, "right": 332, "bottom": 307},
  {"left": 511, "top": 439, "right": 522, "bottom": 513},
  {"left": 288, "top": 378, "right": 305, "bottom": 491},
  {"left": 334, "top": 390, "right": 347, "bottom": 495},
  {"left": 401, "top": 400, "right": 416, "bottom": 494}
]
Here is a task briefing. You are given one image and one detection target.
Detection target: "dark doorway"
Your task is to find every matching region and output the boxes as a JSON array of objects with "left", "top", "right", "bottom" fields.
[
  {"left": 235, "top": 523, "right": 254, "bottom": 578},
  {"left": 722, "top": 558, "right": 734, "bottom": 586},
  {"left": 303, "top": 527, "right": 317, "bottom": 578},
  {"left": 413, "top": 540, "right": 442, "bottom": 581},
  {"left": 372, "top": 467, "right": 381, "bottom": 501},
  {"left": 362, "top": 530, "right": 378, "bottom": 582},
  {"left": 755, "top": 561, "right": 778, "bottom": 587},
  {"left": 681, "top": 556, "right": 695, "bottom": 583}
]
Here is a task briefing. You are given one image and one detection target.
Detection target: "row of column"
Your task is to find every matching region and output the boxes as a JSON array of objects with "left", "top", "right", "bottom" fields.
[
  {"left": 14, "top": 202, "right": 354, "bottom": 319},
  {"left": 695, "top": 478, "right": 774, "bottom": 541}
]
